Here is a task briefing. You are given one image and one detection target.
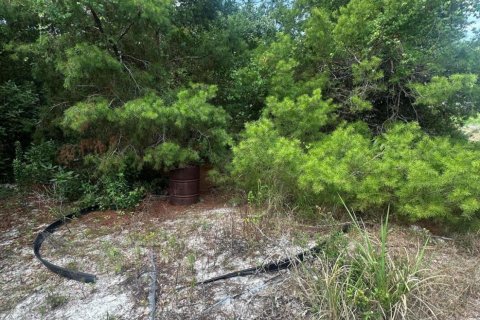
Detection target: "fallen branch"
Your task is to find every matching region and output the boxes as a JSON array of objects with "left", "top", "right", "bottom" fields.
[{"left": 148, "top": 250, "right": 158, "bottom": 320}]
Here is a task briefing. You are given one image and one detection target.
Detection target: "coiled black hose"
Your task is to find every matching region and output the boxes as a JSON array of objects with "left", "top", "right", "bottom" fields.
[
  {"left": 33, "top": 206, "right": 98, "bottom": 283},
  {"left": 33, "top": 205, "right": 350, "bottom": 285}
]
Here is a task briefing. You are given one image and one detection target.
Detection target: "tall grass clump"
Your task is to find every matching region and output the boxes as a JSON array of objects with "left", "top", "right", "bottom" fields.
[{"left": 296, "top": 209, "right": 434, "bottom": 319}]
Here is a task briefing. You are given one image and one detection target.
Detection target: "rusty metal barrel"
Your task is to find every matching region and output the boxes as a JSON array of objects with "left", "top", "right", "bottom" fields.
[{"left": 169, "top": 165, "right": 200, "bottom": 205}]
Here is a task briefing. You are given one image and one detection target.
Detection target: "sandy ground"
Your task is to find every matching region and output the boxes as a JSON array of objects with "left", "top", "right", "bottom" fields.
[
  {"left": 0, "top": 192, "right": 316, "bottom": 320},
  {"left": 1, "top": 189, "right": 479, "bottom": 319},
  {"left": 464, "top": 124, "right": 480, "bottom": 142}
]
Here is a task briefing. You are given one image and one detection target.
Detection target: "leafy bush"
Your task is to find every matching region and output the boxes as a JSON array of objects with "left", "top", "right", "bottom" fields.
[
  {"left": 13, "top": 141, "right": 58, "bottom": 185},
  {"left": 411, "top": 74, "right": 479, "bottom": 134},
  {"left": 13, "top": 141, "right": 144, "bottom": 209},
  {"left": 58, "top": 43, "right": 123, "bottom": 90},
  {"left": 234, "top": 97, "right": 480, "bottom": 224},
  {"left": 62, "top": 84, "right": 231, "bottom": 172},
  {"left": 262, "top": 89, "right": 337, "bottom": 143},
  {"left": 299, "top": 123, "right": 377, "bottom": 208},
  {"left": 59, "top": 84, "right": 231, "bottom": 208},
  {"left": 232, "top": 89, "right": 338, "bottom": 209},
  {"left": 376, "top": 123, "right": 480, "bottom": 223},
  {"left": 97, "top": 172, "right": 144, "bottom": 210},
  {"left": 144, "top": 142, "right": 200, "bottom": 171},
  {"left": 299, "top": 122, "right": 480, "bottom": 224},
  {"left": 0, "top": 81, "right": 39, "bottom": 180},
  {"left": 232, "top": 119, "right": 304, "bottom": 209},
  {"left": 50, "top": 169, "right": 82, "bottom": 201},
  {"left": 78, "top": 153, "right": 145, "bottom": 209},
  {"left": 79, "top": 173, "right": 144, "bottom": 210}
]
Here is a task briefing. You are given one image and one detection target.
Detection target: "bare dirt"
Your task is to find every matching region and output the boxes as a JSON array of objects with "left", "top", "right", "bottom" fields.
[
  {"left": 464, "top": 124, "right": 480, "bottom": 142},
  {"left": 0, "top": 189, "right": 479, "bottom": 320},
  {"left": 0, "top": 191, "right": 317, "bottom": 320}
]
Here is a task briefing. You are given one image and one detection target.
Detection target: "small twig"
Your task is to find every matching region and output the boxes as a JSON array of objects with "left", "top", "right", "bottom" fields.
[
  {"left": 199, "top": 273, "right": 284, "bottom": 316},
  {"left": 174, "top": 261, "right": 181, "bottom": 290},
  {"left": 430, "top": 235, "right": 453, "bottom": 241},
  {"left": 123, "top": 62, "right": 141, "bottom": 92},
  {"left": 148, "top": 250, "right": 157, "bottom": 320},
  {"left": 251, "top": 222, "right": 274, "bottom": 242}
]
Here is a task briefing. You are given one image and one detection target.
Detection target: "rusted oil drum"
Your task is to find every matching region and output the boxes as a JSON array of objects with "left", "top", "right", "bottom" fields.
[{"left": 169, "top": 165, "right": 200, "bottom": 205}]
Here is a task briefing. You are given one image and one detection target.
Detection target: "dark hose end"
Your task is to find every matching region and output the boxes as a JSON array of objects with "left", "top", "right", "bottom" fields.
[
  {"left": 342, "top": 223, "right": 352, "bottom": 233},
  {"left": 84, "top": 275, "right": 97, "bottom": 284}
]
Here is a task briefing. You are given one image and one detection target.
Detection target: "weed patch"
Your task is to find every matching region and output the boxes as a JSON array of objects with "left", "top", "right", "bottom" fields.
[{"left": 296, "top": 211, "right": 434, "bottom": 319}]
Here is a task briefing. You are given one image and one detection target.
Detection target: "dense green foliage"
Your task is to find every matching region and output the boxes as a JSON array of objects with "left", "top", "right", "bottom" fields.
[
  {"left": 13, "top": 140, "right": 144, "bottom": 208},
  {"left": 0, "top": 82, "right": 39, "bottom": 179},
  {"left": 230, "top": 0, "right": 480, "bottom": 226},
  {"left": 1, "top": 0, "right": 480, "bottom": 222},
  {"left": 233, "top": 102, "right": 480, "bottom": 224},
  {"left": 232, "top": 118, "right": 305, "bottom": 207},
  {"left": 13, "top": 141, "right": 57, "bottom": 185},
  {"left": 237, "top": 0, "right": 480, "bottom": 134},
  {"left": 62, "top": 84, "right": 231, "bottom": 172},
  {"left": 304, "top": 123, "right": 480, "bottom": 223}
]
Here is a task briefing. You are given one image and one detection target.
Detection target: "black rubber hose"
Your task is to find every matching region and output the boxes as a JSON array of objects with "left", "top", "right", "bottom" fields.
[
  {"left": 34, "top": 203, "right": 350, "bottom": 286},
  {"left": 189, "top": 223, "right": 351, "bottom": 287},
  {"left": 33, "top": 206, "right": 99, "bottom": 283}
]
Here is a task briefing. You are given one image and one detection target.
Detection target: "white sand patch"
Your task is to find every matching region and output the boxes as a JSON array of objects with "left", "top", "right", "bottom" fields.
[{"left": 1, "top": 200, "right": 314, "bottom": 320}]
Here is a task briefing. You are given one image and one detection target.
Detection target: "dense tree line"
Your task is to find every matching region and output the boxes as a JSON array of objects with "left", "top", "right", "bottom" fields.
[
  {"left": 1, "top": 0, "right": 273, "bottom": 176},
  {"left": 1, "top": 0, "right": 479, "bottom": 225}
]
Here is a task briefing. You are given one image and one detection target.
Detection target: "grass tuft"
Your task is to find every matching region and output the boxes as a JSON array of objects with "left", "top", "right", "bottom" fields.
[{"left": 296, "top": 205, "right": 436, "bottom": 319}]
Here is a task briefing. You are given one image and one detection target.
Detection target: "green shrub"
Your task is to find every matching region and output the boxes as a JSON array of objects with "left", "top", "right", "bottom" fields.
[
  {"left": 62, "top": 84, "right": 231, "bottom": 172},
  {"left": 144, "top": 142, "right": 200, "bottom": 171},
  {"left": 13, "top": 141, "right": 58, "bottom": 185},
  {"left": 299, "top": 123, "right": 379, "bottom": 209},
  {"left": 98, "top": 172, "right": 144, "bottom": 210},
  {"left": 232, "top": 119, "right": 304, "bottom": 209},
  {"left": 73, "top": 152, "right": 145, "bottom": 209},
  {"left": 364, "top": 123, "right": 480, "bottom": 223},
  {"left": 61, "top": 85, "right": 232, "bottom": 207},
  {"left": 58, "top": 43, "right": 123, "bottom": 90},
  {"left": 299, "top": 122, "right": 480, "bottom": 224},
  {"left": 262, "top": 89, "right": 337, "bottom": 143},
  {"left": 0, "top": 81, "right": 39, "bottom": 181},
  {"left": 50, "top": 169, "right": 82, "bottom": 201},
  {"left": 234, "top": 111, "right": 480, "bottom": 225},
  {"left": 232, "top": 89, "right": 337, "bottom": 209},
  {"left": 13, "top": 140, "right": 144, "bottom": 209},
  {"left": 80, "top": 173, "right": 144, "bottom": 210},
  {"left": 79, "top": 181, "right": 100, "bottom": 208},
  {"left": 411, "top": 74, "right": 479, "bottom": 134}
]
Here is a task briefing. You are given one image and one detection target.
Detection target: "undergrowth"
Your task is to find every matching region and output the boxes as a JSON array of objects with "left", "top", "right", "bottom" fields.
[
  {"left": 13, "top": 141, "right": 144, "bottom": 210},
  {"left": 296, "top": 207, "right": 435, "bottom": 319}
]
